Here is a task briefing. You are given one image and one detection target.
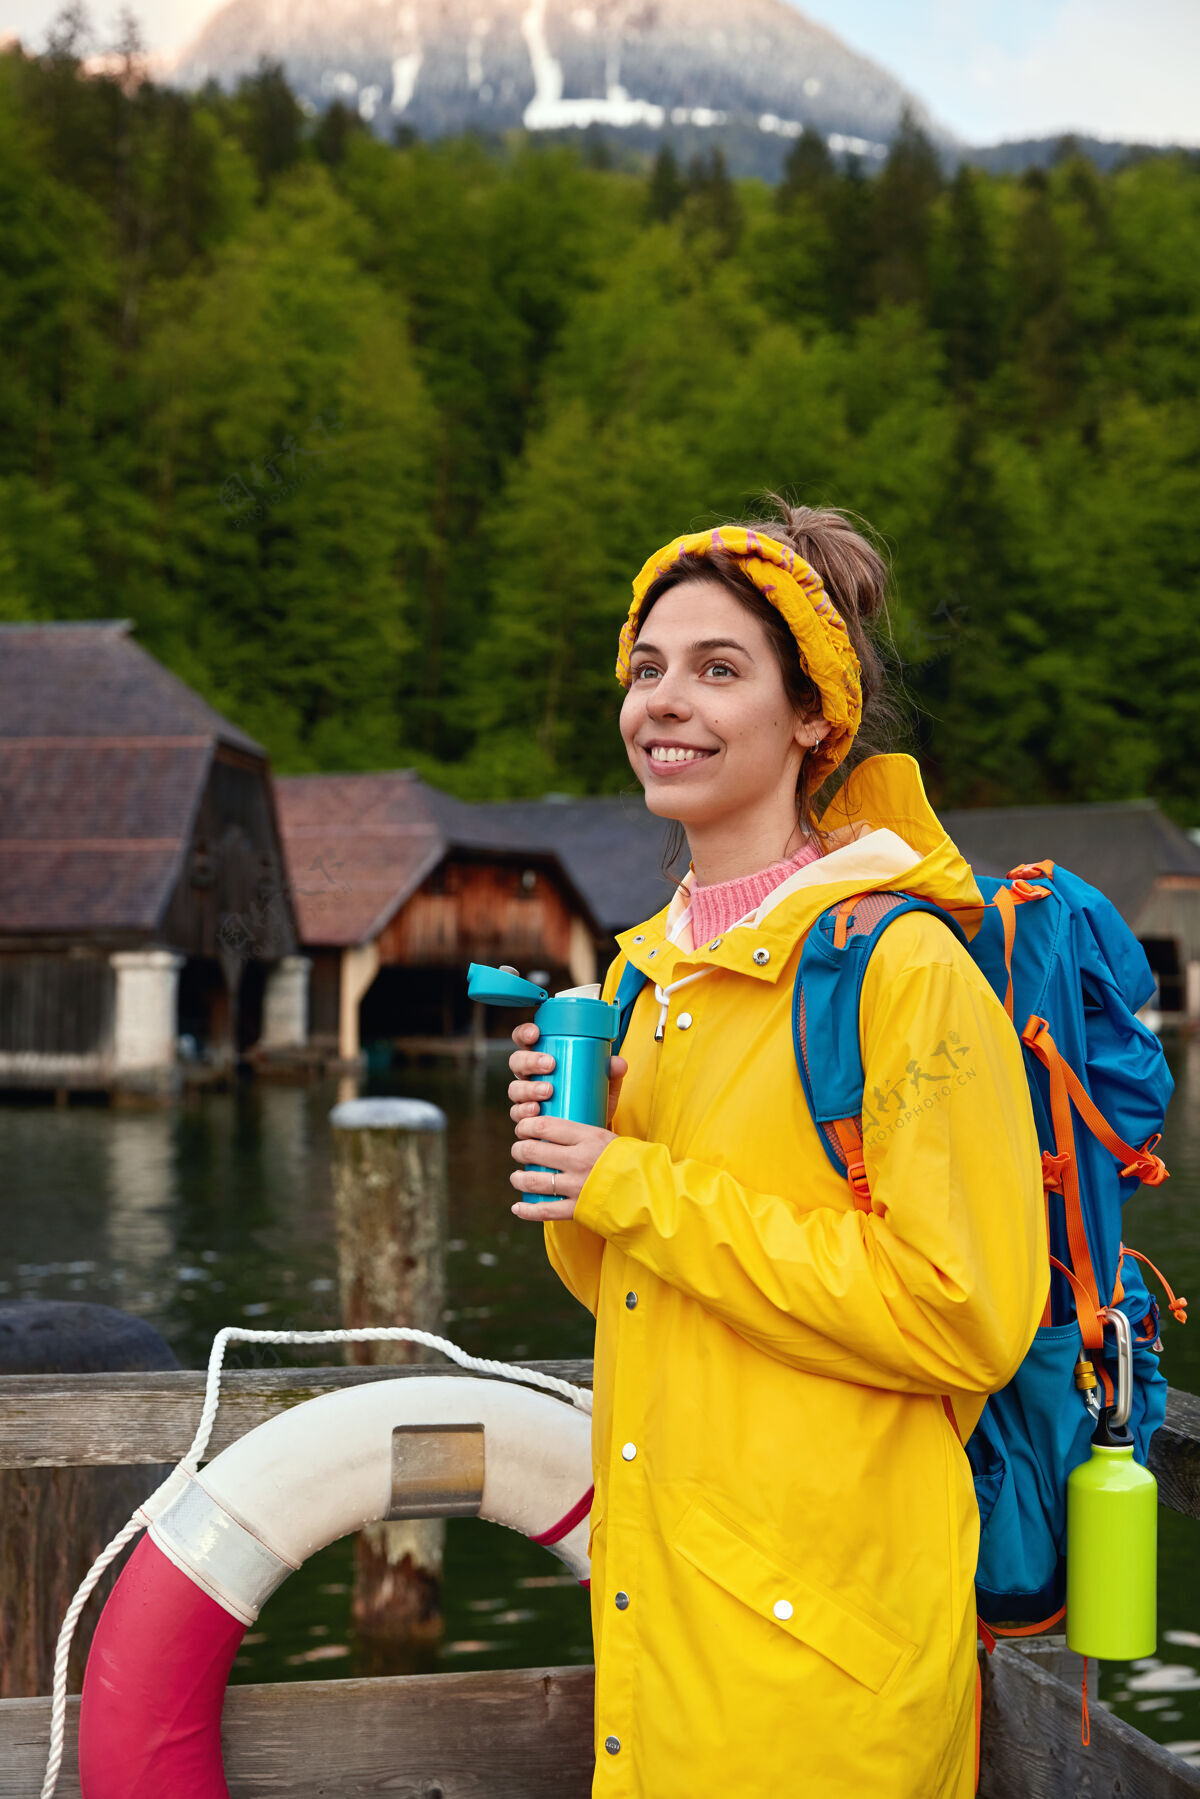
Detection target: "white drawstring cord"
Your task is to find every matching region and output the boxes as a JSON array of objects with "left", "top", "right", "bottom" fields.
[
  {"left": 653, "top": 969, "right": 712, "bottom": 1039},
  {"left": 41, "top": 1324, "right": 592, "bottom": 1799},
  {"left": 650, "top": 897, "right": 770, "bottom": 1040}
]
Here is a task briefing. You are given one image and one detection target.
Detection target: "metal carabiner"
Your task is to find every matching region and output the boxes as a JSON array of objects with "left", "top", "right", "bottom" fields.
[{"left": 1100, "top": 1305, "right": 1133, "bottom": 1429}]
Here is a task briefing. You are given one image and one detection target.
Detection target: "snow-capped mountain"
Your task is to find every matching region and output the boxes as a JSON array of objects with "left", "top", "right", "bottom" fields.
[{"left": 171, "top": 0, "right": 947, "bottom": 165}]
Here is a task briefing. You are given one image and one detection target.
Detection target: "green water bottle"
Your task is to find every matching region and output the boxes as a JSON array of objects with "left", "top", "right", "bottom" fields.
[{"left": 1066, "top": 1308, "right": 1157, "bottom": 1660}]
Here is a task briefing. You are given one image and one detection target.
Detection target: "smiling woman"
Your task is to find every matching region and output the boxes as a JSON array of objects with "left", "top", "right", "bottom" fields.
[{"left": 503, "top": 496, "right": 1046, "bottom": 1798}]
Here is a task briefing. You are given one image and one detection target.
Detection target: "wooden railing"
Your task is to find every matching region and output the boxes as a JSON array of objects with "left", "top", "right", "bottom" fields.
[{"left": 1, "top": 1361, "right": 1198, "bottom": 1797}]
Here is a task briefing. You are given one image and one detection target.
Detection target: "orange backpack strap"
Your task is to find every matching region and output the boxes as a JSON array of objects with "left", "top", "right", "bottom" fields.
[
  {"left": 831, "top": 1116, "right": 873, "bottom": 1213},
  {"left": 1048, "top": 1253, "right": 1105, "bottom": 1351},
  {"left": 1022, "top": 1019, "right": 1109, "bottom": 1346},
  {"left": 831, "top": 895, "right": 859, "bottom": 949},
  {"left": 990, "top": 877, "right": 1052, "bottom": 1022}
]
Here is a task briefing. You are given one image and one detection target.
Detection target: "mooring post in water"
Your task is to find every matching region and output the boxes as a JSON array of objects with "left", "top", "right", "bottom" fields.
[
  {"left": 329, "top": 1097, "right": 449, "bottom": 1642},
  {"left": 0, "top": 1300, "right": 178, "bottom": 1698}
]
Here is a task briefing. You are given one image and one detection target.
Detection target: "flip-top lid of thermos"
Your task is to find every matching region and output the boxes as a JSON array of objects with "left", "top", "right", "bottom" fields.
[{"left": 466, "top": 964, "right": 619, "bottom": 1039}]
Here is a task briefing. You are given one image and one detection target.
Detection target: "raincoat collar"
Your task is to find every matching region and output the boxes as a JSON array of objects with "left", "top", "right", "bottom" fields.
[{"left": 614, "top": 754, "right": 985, "bottom": 987}]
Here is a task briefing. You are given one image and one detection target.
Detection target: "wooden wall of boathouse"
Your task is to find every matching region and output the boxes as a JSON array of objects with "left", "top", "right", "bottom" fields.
[
  {"left": 377, "top": 855, "right": 581, "bottom": 976},
  {"left": 323, "top": 855, "right": 597, "bottom": 1059}
]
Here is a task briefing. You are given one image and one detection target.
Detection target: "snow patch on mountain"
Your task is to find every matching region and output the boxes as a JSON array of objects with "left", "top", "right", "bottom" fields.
[{"left": 169, "top": 0, "right": 949, "bottom": 172}]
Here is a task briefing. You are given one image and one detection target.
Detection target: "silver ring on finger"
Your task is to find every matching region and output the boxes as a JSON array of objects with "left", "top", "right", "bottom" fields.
[{"left": 551, "top": 1170, "right": 558, "bottom": 1197}]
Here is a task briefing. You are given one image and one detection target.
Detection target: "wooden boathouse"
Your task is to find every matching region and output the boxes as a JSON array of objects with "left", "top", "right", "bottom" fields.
[
  {"left": 0, "top": 622, "right": 303, "bottom": 1097},
  {"left": 274, "top": 772, "right": 603, "bottom": 1063}
]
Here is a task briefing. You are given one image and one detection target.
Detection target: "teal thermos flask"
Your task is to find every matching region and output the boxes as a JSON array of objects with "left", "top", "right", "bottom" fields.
[
  {"left": 466, "top": 964, "right": 619, "bottom": 1195},
  {"left": 1066, "top": 1308, "right": 1157, "bottom": 1660}
]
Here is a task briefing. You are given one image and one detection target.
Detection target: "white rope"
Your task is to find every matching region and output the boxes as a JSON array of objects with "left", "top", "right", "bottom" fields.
[
  {"left": 39, "top": 1513, "right": 144, "bottom": 1799},
  {"left": 42, "top": 1325, "right": 592, "bottom": 1798}
]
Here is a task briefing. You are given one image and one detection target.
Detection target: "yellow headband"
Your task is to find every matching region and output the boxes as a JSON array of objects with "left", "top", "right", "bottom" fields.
[{"left": 616, "top": 526, "right": 863, "bottom": 786}]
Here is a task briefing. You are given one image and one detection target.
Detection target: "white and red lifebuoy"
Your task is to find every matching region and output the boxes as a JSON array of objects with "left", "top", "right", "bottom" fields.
[{"left": 78, "top": 1376, "right": 593, "bottom": 1799}]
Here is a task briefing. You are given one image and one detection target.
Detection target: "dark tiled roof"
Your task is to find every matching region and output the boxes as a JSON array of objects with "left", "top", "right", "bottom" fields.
[
  {"left": 0, "top": 741, "right": 212, "bottom": 933},
  {"left": 0, "top": 741, "right": 211, "bottom": 841},
  {"left": 0, "top": 621, "right": 263, "bottom": 753},
  {"left": 0, "top": 844, "right": 184, "bottom": 934},
  {"left": 940, "top": 801, "right": 1200, "bottom": 924},
  {"left": 0, "top": 623, "right": 264, "bottom": 936},
  {"left": 424, "top": 790, "right": 678, "bottom": 936}
]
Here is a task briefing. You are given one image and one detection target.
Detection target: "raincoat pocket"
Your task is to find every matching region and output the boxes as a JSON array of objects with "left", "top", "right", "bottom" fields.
[{"left": 673, "top": 1499, "right": 915, "bottom": 1695}]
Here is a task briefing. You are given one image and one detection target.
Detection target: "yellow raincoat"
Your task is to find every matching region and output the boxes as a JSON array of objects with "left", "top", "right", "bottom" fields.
[{"left": 545, "top": 754, "right": 1047, "bottom": 1798}]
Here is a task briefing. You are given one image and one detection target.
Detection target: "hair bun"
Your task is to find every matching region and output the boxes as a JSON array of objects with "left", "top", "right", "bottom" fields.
[{"left": 766, "top": 496, "right": 890, "bottom": 626}]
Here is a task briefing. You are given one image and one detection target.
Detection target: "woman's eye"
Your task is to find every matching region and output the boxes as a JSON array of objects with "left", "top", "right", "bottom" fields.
[
  {"left": 632, "top": 663, "right": 660, "bottom": 680},
  {"left": 705, "top": 661, "right": 736, "bottom": 678}
]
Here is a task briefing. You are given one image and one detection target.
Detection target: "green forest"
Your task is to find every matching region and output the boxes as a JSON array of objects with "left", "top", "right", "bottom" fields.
[{"left": 3, "top": 29, "right": 1199, "bottom": 818}]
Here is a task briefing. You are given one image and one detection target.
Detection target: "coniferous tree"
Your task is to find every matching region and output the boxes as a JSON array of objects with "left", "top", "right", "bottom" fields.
[
  {"left": 582, "top": 124, "right": 613, "bottom": 170},
  {"left": 823, "top": 153, "right": 875, "bottom": 329},
  {"left": 933, "top": 166, "right": 1000, "bottom": 391},
  {"left": 232, "top": 59, "right": 305, "bottom": 198},
  {"left": 682, "top": 147, "right": 743, "bottom": 257},
  {"left": 645, "top": 143, "right": 685, "bottom": 222},
  {"left": 312, "top": 100, "right": 367, "bottom": 168},
  {"left": 777, "top": 127, "right": 834, "bottom": 211},
  {"left": 1005, "top": 168, "right": 1080, "bottom": 426},
  {"left": 871, "top": 106, "right": 943, "bottom": 309}
]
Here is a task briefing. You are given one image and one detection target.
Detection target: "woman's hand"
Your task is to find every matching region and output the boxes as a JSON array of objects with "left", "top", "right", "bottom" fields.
[
  {"left": 509, "top": 1114, "right": 616, "bottom": 1219},
  {"left": 507, "top": 1021, "right": 627, "bottom": 1221}
]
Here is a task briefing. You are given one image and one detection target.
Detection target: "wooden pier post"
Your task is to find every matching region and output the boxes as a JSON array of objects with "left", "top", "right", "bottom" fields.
[
  {"left": 329, "top": 1098, "right": 448, "bottom": 1642},
  {"left": 0, "top": 1301, "right": 177, "bottom": 1699}
]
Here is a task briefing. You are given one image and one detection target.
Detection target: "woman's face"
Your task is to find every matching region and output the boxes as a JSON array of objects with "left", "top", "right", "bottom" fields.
[{"left": 619, "top": 580, "right": 826, "bottom": 834}]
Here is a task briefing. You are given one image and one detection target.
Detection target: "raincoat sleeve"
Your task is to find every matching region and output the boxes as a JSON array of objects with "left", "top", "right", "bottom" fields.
[
  {"left": 541, "top": 956, "right": 627, "bottom": 1317},
  {"left": 544, "top": 1212, "right": 605, "bottom": 1318},
  {"left": 573, "top": 914, "right": 1048, "bottom": 1395}
]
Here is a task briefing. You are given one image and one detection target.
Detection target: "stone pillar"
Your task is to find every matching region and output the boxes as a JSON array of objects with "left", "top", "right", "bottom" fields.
[
  {"left": 110, "top": 949, "right": 184, "bottom": 1096},
  {"left": 329, "top": 1098, "right": 447, "bottom": 1641},
  {"left": 1187, "top": 959, "right": 1200, "bottom": 1022},
  {"left": 339, "top": 941, "right": 381, "bottom": 1064},
  {"left": 260, "top": 955, "right": 312, "bottom": 1049}
]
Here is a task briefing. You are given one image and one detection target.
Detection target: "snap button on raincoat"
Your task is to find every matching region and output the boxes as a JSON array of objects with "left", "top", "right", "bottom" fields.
[{"left": 545, "top": 755, "right": 1047, "bottom": 1799}]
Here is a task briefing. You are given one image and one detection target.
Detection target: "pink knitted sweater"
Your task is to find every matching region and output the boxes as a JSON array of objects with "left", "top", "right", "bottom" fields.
[{"left": 690, "top": 839, "right": 823, "bottom": 946}]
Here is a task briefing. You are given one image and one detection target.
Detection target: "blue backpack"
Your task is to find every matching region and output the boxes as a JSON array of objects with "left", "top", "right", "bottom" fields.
[{"left": 614, "top": 858, "right": 1182, "bottom": 1634}]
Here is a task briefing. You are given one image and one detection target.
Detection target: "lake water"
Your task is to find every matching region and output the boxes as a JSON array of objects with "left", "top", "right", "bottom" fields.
[{"left": 1, "top": 1035, "right": 1197, "bottom": 1762}]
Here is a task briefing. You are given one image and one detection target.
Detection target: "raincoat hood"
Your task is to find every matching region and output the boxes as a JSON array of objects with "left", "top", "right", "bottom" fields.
[{"left": 615, "top": 753, "right": 985, "bottom": 981}]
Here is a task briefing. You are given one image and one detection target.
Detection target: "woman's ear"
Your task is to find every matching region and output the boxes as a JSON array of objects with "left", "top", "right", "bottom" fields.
[{"left": 795, "top": 714, "right": 832, "bottom": 752}]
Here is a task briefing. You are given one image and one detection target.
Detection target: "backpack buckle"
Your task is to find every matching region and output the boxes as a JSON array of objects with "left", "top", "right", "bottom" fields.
[
  {"left": 1007, "top": 860, "right": 1055, "bottom": 881},
  {"left": 1098, "top": 1305, "right": 1133, "bottom": 1429},
  {"left": 846, "top": 1159, "right": 873, "bottom": 1211}
]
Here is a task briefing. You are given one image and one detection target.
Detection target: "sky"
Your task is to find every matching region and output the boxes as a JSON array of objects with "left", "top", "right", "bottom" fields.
[
  {"left": 798, "top": 0, "right": 1200, "bottom": 145},
  {"left": 2, "top": 0, "right": 1198, "bottom": 147}
]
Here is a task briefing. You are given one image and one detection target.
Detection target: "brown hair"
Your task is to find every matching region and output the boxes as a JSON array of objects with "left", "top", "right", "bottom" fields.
[{"left": 634, "top": 497, "right": 906, "bottom": 873}]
